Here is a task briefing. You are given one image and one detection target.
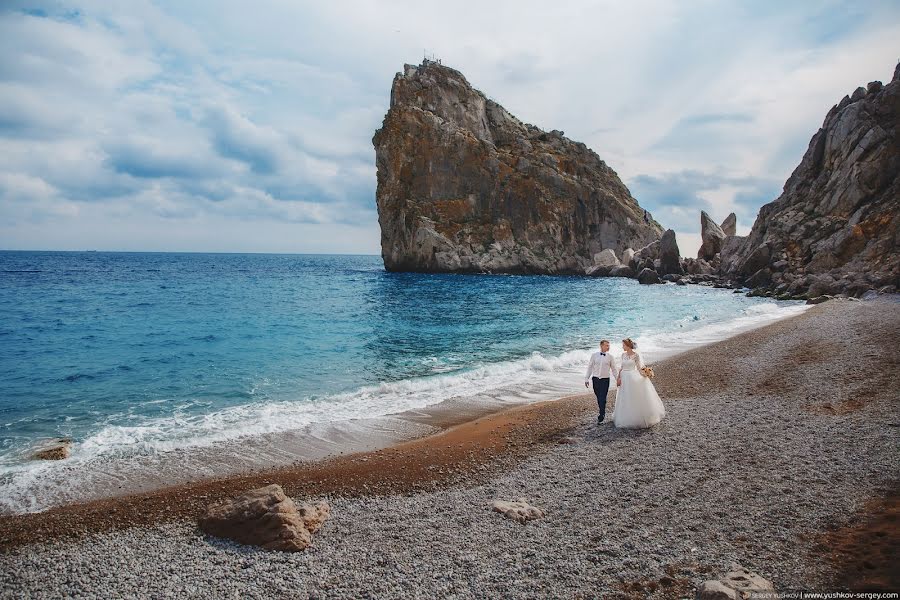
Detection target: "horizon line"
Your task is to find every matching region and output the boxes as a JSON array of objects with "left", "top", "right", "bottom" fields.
[{"left": 0, "top": 249, "right": 383, "bottom": 257}]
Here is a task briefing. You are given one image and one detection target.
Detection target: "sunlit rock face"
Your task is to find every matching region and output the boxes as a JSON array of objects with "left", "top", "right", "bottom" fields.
[{"left": 373, "top": 60, "right": 663, "bottom": 274}]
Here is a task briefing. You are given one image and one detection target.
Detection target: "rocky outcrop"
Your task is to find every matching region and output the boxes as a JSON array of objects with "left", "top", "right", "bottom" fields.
[
  {"left": 373, "top": 60, "right": 663, "bottom": 274},
  {"left": 658, "top": 229, "right": 683, "bottom": 275},
  {"left": 199, "top": 484, "right": 330, "bottom": 552},
  {"left": 698, "top": 211, "right": 728, "bottom": 260},
  {"left": 631, "top": 240, "right": 659, "bottom": 271},
  {"left": 720, "top": 212, "right": 737, "bottom": 237},
  {"left": 492, "top": 498, "right": 544, "bottom": 523},
  {"left": 720, "top": 63, "right": 900, "bottom": 297}
]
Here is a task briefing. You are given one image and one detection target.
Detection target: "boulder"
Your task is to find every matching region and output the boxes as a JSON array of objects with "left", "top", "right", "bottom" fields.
[
  {"left": 32, "top": 438, "right": 72, "bottom": 461},
  {"left": 806, "top": 295, "right": 833, "bottom": 305},
  {"left": 492, "top": 498, "right": 544, "bottom": 523},
  {"left": 658, "top": 229, "right": 683, "bottom": 275},
  {"left": 592, "top": 248, "right": 620, "bottom": 268},
  {"left": 199, "top": 484, "right": 330, "bottom": 552},
  {"left": 745, "top": 268, "right": 772, "bottom": 289},
  {"left": 698, "top": 211, "right": 727, "bottom": 260},
  {"left": 720, "top": 212, "right": 737, "bottom": 237},
  {"left": 609, "top": 265, "right": 636, "bottom": 278},
  {"left": 637, "top": 268, "right": 662, "bottom": 285},
  {"left": 586, "top": 264, "right": 613, "bottom": 277},
  {"left": 621, "top": 248, "right": 635, "bottom": 266},
  {"left": 718, "top": 62, "right": 900, "bottom": 297},
  {"left": 633, "top": 240, "right": 660, "bottom": 269},
  {"left": 373, "top": 60, "right": 663, "bottom": 274},
  {"left": 696, "top": 564, "right": 775, "bottom": 599}
]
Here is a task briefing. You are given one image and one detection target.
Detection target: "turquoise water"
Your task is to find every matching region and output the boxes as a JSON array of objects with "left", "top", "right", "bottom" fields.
[{"left": 0, "top": 251, "right": 806, "bottom": 513}]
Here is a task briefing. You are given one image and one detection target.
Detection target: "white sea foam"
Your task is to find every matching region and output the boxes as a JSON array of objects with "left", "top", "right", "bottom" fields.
[{"left": 0, "top": 299, "right": 810, "bottom": 514}]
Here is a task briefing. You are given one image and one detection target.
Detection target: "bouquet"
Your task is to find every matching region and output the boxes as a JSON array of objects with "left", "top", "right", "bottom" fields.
[{"left": 640, "top": 366, "right": 655, "bottom": 379}]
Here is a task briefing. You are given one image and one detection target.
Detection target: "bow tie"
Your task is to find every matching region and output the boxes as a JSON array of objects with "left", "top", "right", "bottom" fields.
[{"left": 600, "top": 353, "right": 606, "bottom": 356}]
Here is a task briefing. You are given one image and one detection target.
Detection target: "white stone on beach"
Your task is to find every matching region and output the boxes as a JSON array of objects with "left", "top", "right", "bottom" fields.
[
  {"left": 492, "top": 498, "right": 544, "bottom": 523},
  {"left": 696, "top": 564, "right": 775, "bottom": 599}
]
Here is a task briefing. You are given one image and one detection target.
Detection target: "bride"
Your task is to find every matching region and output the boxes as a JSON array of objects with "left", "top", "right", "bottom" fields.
[{"left": 613, "top": 338, "right": 666, "bottom": 429}]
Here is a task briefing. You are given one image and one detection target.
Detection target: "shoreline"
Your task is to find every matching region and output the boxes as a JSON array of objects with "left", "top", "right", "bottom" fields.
[
  {"left": 0, "top": 392, "right": 594, "bottom": 549},
  {"left": 1, "top": 296, "right": 897, "bottom": 595},
  {"left": 0, "top": 298, "right": 855, "bottom": 550},
  {"left": 0, "top": 293, "right": 809, "bottom": 516}
]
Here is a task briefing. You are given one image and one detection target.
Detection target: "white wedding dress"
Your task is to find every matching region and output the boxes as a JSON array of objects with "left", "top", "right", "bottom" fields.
[{"left": 613, "top": 351, "right": 666, "bottom": 429}]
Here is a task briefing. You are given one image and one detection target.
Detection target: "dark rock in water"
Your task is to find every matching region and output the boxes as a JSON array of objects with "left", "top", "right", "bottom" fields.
[
  {"left": 637, "top": 268, "right": 662, "bottom": 285},
  {"left": 662, "top": 273, "right": 681, "bottom": 283},
  {"left": 609, "top": 265, "right": 636, "bottom": 278},
  {"left": 720, "top": 62, "right": 900, "bottom": 297},
  {"left": 199, "top": 484, "right": 329, "bottom": 552},
  {"left": 658, "top": 229, "right": 683, "bottom": 275},
  {"left": 32, "top": 438, "right": 72, "bottom": 461},
  {"left": 373, "top": 60, "right": 663, "bottom": 274},
  {"left": 698, "top": 211, "right": 727, "bottom": 260},
  {"left": 676, "top": 278, "right": 687, "bottom": 285},
  {"left": 720, "top": 212, "right": 737, "bottom": 237},
  {"left": 586, "top": 264, "right": 614, "bottom": 278}
]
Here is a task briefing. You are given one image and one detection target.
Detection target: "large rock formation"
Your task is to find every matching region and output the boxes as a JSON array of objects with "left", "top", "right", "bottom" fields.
[
  {"left": 658, "top": 229, "right": 683, "bottom": 275},
  {"left": 373, "top": 60, "right": 663, "bottom": 274},
  {"left": 721, "top": 63, "right": 900, "bottom": 297},
  {"left": 697, "top": 211, "right": 728, "bottom": 261}
]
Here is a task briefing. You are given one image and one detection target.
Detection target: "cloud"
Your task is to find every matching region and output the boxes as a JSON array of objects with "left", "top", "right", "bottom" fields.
[
  {"left": 0, "top": 1, "right": 899, "bottom": 253},
  {"left": 629, "top": 167, "right": 786, "bottom": 256}
]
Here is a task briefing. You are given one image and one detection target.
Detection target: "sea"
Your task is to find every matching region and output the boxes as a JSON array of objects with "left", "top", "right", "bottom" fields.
[{"left": 0, "top": 251, "right": 808, "bottom": 514}]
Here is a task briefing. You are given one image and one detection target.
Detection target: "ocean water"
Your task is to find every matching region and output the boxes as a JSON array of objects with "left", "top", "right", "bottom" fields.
[{"left": 0, "top": 251, "right": 808, "bottom": 513}]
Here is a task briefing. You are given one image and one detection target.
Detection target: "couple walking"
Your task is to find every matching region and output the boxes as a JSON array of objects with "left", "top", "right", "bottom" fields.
[{"left": 584, "top": 338, "right": 665, "bottom": 429}]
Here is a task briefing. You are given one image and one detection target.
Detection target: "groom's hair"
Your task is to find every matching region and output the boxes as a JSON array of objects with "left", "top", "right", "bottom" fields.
[{"left": 600, "top": 340, "right": 609, "bottom": 346}]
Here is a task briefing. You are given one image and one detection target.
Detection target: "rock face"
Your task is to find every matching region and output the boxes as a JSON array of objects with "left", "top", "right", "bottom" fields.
[
  {"left": 720, "top": 212, "right": 737, "bottom": 237},
  {"left": 720, "top": 64, "right": 900, "bottom": 297},
  {"left": 198, "top": 484, "right": 330, "bottom": 552},
  {"left": 492, "top": 499, "right": 544, "bottom": 523},
  {"left": 698, "top": 211, "right": 728, "bottom": 260},
  {"left": 373, "top": 60, "right": 663, "bottom": 274}
]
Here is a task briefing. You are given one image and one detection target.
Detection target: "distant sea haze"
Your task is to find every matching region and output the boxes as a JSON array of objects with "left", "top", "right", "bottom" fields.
[{"left": 0, "top": 251, "right": 808, "bottom": 513}]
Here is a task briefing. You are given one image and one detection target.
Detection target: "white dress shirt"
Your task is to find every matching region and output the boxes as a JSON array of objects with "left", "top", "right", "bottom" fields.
[{"left": 585, "top": 351, "right": 617, "bottom": 383}]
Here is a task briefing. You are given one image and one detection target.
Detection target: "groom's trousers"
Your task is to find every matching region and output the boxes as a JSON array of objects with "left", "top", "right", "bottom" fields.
[{"left": 591, "top": 376, "right": 610, "bottom": 420}]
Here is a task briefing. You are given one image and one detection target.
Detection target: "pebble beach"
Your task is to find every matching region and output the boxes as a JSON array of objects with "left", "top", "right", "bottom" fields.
[{"left": 1, "top": 297, "right": 898, "bottom": 599}]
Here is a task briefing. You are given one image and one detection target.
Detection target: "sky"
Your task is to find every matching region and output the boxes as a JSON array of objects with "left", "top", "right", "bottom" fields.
[{"left": 1, "top": 1, "right": 898, "bottom": 257}]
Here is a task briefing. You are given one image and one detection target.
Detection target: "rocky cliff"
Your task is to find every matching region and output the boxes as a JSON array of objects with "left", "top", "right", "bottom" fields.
[
  {"left": 373, "top": 60, "right": 663, "bottom": 274},
  {"left": 720, "top": 63, "right": 900, "bottom": 297}
]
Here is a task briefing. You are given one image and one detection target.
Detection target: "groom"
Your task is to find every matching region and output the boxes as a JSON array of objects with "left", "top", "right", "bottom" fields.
[{"left": 584, "top": 340, "right": 616, "bottom": 423}]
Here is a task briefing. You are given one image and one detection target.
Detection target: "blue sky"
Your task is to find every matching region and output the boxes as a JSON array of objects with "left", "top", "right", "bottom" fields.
[{"left": 1, "top": 1, "right": 898, "bottom": 256}]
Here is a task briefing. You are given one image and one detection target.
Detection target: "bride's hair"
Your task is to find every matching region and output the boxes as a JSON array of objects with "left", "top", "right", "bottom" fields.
[{"left": 622, "top": 338, "right": 636, "bottom": 350}]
